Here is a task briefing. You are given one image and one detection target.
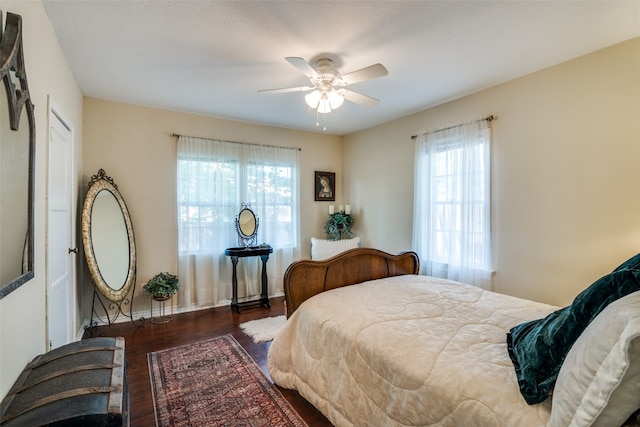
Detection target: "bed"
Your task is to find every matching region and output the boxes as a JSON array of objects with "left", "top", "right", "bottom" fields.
[{"left": 267, "top": 247, "right": 640, "bottom": 427}]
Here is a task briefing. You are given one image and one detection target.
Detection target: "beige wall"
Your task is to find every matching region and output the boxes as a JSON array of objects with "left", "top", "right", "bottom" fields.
[
  {"left": 82, "top": 99, "right": 342, "bottom": 315},
  {"left": 0, "top": 1, "right": 83, "bottom": 397},
  {"left": 344, "top": 37, "right": 640, "bottom": 306}
]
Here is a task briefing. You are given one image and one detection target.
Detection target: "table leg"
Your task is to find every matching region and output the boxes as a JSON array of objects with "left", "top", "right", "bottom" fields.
[
  {"left": 231, "top": 256, "right": 240, "bottom": 313},
  {"left": 260, "top": 254, "right": 271, "bottom": 308}
]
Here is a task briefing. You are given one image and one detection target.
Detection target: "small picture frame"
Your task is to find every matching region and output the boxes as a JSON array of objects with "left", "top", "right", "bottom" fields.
[{"left": 315, "top": 171, "right": 335, "bottom": 201}]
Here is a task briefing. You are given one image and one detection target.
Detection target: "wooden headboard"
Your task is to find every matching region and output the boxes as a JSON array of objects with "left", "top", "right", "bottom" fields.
[{"left": 283, "top": 247, "right": 420, "bottom": 318}]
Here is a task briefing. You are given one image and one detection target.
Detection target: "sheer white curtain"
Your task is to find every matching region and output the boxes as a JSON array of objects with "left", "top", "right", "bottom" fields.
[
  {"left": 412, "top": 119, "right": 493, "bottom": 289},
  {"left": 176, "top": 136, "right": 300, "bottom": 309}
]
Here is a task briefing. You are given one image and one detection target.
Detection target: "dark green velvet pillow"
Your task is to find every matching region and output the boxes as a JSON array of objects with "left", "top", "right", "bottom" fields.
[
  {"left": 612, "top": 253, "right": 640, "bottom": 272},
  {"left": 506, "top": 268, "right": 640, "bottom": 405}
]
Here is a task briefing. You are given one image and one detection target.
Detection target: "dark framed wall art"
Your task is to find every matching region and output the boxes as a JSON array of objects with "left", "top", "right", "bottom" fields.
[{"left": 315, "top": 171, "right": 335, "bottom": 201}]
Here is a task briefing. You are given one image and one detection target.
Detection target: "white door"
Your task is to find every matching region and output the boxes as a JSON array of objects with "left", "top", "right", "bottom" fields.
[{"left": 47, "top": 103, "right": 75, "bottom": 350}]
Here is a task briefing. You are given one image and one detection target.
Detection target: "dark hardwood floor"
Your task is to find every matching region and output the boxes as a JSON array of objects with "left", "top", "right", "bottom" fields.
[{"left": 82, "top": 296, "right": 332, "bottom": 427}]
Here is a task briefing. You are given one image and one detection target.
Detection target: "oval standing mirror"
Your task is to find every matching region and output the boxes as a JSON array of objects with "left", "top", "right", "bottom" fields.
[
  {"left": 0, "top": 12, "right": 36, "bottom": 299},
  {"left": 234, "top": 203, "right": 258, "bottom": 247},
  {"left": 81, "top": 169, "right": 136, "bottom": 303},
  {"left": 238, "top": 208, "right": 257, "bottom": 237}
]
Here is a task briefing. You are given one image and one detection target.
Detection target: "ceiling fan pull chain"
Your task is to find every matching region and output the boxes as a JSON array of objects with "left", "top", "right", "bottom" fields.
[{"left": 315, "top": 108, "right": 327, "bottom": 131}]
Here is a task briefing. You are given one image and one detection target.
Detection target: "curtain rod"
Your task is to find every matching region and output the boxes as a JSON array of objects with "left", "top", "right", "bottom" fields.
[
  {"left": 170, "top": 132, "right": 301, "bottom": 151},
  {"left": 410, "top": 115, "right": 495, "bottom": 140}
]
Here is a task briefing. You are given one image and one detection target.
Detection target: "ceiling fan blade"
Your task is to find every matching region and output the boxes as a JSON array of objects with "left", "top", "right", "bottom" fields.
[
  {"left": 340, "top": 89, "right": 379, "bottom": 107},
  {"left": 340, "top": 63, "right": 388, "bottom": 86},
  {"left": 258, "top": 85, "right": 314, "bottom": 94},
  {"left": 285, "top": 57, "right": 319, "bottom": 79}
]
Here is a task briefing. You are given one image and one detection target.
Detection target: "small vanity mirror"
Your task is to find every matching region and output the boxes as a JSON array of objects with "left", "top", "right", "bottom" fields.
[
  {"left": 82, "top": 169, "right": 136, "bottom": 304},
  {"left": 235, "top": 203, "right": 259, "bottom": 247}
]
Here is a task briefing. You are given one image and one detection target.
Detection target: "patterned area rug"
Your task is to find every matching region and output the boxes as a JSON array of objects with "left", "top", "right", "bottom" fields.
[{"left": 148, "top": 334, "right": 308, "bottom": 427}]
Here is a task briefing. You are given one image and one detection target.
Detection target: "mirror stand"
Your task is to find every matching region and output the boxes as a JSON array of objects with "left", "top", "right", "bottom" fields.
[
  {"left": 81, "top": 169, "right": 144, "bottom": 328},
  {"left": 87, "top": 286, "right": 144, "bottom": 328}
]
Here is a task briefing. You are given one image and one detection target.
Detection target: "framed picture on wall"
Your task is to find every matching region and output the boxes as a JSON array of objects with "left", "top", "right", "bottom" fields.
[{"left": 315, "top": 171, "right": 335, "bottom": 201}]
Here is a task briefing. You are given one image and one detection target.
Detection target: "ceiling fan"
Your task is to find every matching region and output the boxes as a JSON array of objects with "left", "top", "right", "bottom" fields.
[{"left": 259, "top": 57, "right": 388, "bottom": 114}]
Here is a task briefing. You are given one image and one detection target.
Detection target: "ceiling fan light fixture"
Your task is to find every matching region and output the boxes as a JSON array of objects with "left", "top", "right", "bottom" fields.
[
  {"left": 317, "top": 93, "right": 332, "bottom": 114},
  {"left": 304, "top": 90, "right": 322, "bottom": 108},
  {"left": 307, "top": 88, "right": 344, "bottom": 113},
  {"left": 327, "top": 89, "right": 344, "bottom": 109}
]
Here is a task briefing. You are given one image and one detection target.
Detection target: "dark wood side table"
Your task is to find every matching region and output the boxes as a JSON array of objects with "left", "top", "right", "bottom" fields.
[{"left": 224, "top": 245, "right": 273, "bottom": 313}]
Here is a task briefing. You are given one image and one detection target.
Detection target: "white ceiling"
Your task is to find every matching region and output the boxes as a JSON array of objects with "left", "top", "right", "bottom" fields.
[{"left": 42, "top": 1, "right": 640, "bottom": 136}]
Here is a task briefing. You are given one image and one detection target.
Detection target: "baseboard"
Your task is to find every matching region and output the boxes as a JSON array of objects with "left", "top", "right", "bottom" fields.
[{"left": 83, "top": 292, "right": 285, "bottom": 327}]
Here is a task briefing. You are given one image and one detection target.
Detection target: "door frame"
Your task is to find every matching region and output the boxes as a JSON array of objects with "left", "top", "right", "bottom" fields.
[{"left": 46, "top": 97, "right": 77, "bottom": 349}]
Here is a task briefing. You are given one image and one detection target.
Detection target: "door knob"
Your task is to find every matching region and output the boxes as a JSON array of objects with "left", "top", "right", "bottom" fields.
[{"left": 68, "top": 248, "right": 78, "bottom": 254}]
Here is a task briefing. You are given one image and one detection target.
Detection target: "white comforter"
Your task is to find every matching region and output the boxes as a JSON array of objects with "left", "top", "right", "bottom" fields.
[{"left": 267, "top": 275, "right": 558, "bottom": 427}]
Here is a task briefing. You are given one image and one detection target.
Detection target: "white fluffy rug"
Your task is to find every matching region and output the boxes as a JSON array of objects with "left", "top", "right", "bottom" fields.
[{"left": 240, "top": 315, "right": 287, "bottom": 343}]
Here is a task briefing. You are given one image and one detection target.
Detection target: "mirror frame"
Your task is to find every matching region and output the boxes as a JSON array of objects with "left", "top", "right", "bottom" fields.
[
  {"left": 0, "top": 12, "right": 36, "bottom": 299},
  {"left": 81, "top": 169, "right": 136, "bottom": 302},
  {"left": 234, "top": 203, "right": 259, "bottom": 247}
]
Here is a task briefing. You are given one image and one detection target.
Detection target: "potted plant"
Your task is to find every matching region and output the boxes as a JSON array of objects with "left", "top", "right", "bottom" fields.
[
  {"left": 142, "top": 272, "right": 179, "bottom": 301},
  {"left": 324, "top": 211, "right": 354, "bottom": 241}
]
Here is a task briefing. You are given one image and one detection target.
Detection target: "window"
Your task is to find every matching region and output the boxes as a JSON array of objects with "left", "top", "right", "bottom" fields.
[
  {"left": 412, "top": 119, "right": 492, "bottom": 289},
  {"left": 177, "top": 154, "right": 239, "bottom": 254},
  {"left": 177, "top": 137, "right": 299, "bottom": 255},
  {"left": 175, "top": 136, "right": 300, "bottom": 309}
]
